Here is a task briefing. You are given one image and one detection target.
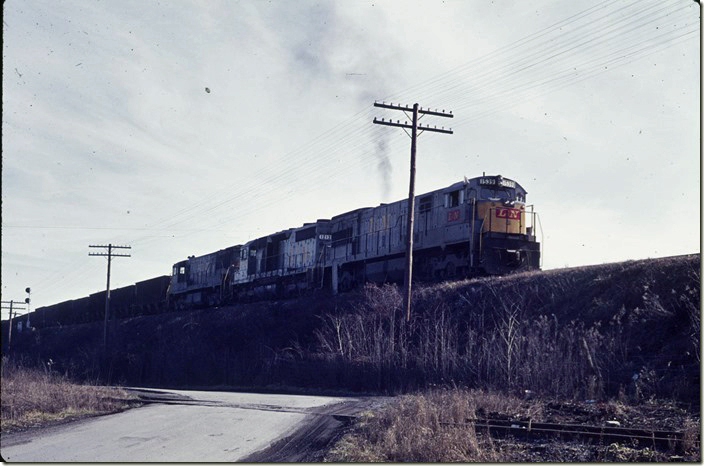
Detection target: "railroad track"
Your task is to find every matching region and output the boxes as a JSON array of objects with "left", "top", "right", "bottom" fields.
[{"left": 457, "top": 418, "right": 698, "bottom": 452}]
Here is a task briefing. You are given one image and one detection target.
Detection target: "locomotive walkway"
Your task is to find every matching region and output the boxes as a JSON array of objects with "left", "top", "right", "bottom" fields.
[{"left": 0, "top": 388, "right": 384, "bottom": 462}]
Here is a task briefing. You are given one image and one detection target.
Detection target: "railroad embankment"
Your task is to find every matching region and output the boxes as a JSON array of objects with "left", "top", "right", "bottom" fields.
[{"left": 6, "top": 254, "right": 700, "bottom": 403}]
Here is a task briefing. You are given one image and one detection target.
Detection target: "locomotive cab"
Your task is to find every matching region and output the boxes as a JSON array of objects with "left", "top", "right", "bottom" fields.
[{"left": 467, "top": 175, "right": 541, "bottom": 274}]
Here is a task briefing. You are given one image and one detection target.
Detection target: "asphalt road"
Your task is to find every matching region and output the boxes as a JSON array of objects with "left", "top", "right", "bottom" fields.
[{"left": 0, "top": 388, "right": 382, "bottom": 462}]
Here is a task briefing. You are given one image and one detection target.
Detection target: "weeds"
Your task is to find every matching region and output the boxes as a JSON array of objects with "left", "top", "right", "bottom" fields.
[
  {"left": 0, "top": 358, "right": 137, "bottom": 432},
  {"left": 327, "top": 389, "right": 701, "bottom": 462},
  {"left": 326, "top": 389, "right": 499, "bottom": 462},
  {"left": 314, "top": 255, "right": 700, "bottom": 400}
]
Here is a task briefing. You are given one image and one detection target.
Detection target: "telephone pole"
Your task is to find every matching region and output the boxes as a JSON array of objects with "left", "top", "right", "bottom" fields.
[
  {"left": 89, "top": 244, "right": 131, "bottom": 351},
  {"left": 2, "top": 300, "right": 27, "bottom": 353},
  {"left": 373, "top": 102, "right": 454, "bottom": 322}
]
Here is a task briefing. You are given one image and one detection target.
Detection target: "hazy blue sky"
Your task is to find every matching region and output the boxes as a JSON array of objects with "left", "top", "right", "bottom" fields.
[{"left": 2, "top": 0, "right": 700, "bottom": 314}]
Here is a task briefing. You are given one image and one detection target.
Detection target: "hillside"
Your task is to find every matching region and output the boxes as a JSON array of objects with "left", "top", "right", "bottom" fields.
[{"left": 7, "top": 254, "right": 700, "bottom": 402}]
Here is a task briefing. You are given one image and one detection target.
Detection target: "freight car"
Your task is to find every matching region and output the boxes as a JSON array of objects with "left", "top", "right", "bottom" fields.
[
  {"left": 28, "top": 276, "right": 170, "bottom": 330},
  {"left": 17, "top": 174, "right": 541, "bottom": 331}
]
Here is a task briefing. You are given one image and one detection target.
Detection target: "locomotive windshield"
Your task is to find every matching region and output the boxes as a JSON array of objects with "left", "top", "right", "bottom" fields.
[
  {"left": 480, "top": 187, "right": 524, "bottom": 202},
  {"left": 472, "top": 175, "right": 525, "bottom": 203}
]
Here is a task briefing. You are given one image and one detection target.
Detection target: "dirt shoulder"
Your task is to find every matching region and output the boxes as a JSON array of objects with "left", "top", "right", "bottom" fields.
[{"left": 241, "top": 396, "right": 391, "bottom": 462}]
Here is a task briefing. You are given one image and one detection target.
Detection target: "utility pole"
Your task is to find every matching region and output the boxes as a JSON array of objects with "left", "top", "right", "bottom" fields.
[
  {"left": 373, "top": 102, "right": 454, "bottom": 322},
  {"left": 89, "top": 244, "right": 131, "bottom": 351},
  {"left": 2, "top": 300, "right": 27, "bottom": 353}
]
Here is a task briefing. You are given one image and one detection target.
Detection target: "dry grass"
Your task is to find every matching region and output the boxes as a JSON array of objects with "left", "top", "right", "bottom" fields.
[
  {"left": 326, "top": 389, "right": 502, "bottom": 462},
  {"left": 1, "top": 358, "right": 138, "bottom": 432},
  {"left": 326, "top": 388, "right": 700, "bottom": 462}
]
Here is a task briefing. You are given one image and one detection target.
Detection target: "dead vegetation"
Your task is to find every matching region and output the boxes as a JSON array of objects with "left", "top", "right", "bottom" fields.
[
  {"left": 312, "top": 255, "right": 700, "bottom": 400},
  {"left": 0, "top": 358, "right": 138, "bottom": 433},
  {"left": 326, "top": 389, "right": 701, "bottom": 462},
  {"left": 325, "top": 389, "right": 499, "bottom": 462}
]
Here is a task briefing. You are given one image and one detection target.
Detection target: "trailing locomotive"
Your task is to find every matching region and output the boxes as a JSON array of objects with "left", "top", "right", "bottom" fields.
[{"left": 22, "top": 174, "right": 541, "bottom": 329}]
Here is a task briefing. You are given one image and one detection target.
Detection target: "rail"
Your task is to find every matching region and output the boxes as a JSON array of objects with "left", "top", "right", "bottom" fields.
[{"left": 443, "top": 418, "right": 698, "bottom": 452}]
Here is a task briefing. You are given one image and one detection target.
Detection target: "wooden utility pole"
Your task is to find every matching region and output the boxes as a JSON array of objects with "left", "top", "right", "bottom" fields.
[
  {"left": 373, "top": 102, "right": 454, "bottom": 321},
  {"left": 89, "top": 244, "right": 131, "bottom": 351},
  {"left": 2, "top": 300, "right": 27, "bottom": 353}
]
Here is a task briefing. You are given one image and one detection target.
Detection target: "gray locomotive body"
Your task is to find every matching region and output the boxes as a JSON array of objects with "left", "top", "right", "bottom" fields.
[{"left": 169, "top": 175, "right": 541, "bottom": 304}]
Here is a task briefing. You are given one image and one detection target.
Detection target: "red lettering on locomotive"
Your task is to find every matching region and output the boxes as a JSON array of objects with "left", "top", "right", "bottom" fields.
[
  {"left": 447, "top": 209, "right": 460, "bottom": 222},
  {"left": 496, "top": 208, "right": 521, "bottom": 220}
]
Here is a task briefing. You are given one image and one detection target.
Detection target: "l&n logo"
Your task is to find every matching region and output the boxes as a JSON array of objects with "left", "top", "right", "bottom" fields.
[
  {"left": 447, "top": 210, "right": 460, "bottom": 222},
  {"left": 496, "top": 208, "right": 521, "bottom": 220}
]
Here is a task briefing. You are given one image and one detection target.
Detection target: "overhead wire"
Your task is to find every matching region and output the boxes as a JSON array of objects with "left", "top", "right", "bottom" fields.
[
  {"left": 453, "top": 25, "right": 698, "bottom": 128},
  {"left": 89, "top": 0, "right": 671, "bottom": 241},
  {"left": 120, "top": 0, "right": 652, "bottom": 237},
  {"left": 405, "top": 0, "right": 687, "bottom": 110},
  {"left": 383, "top": 0, "right": 619, "bottom": 101},
  {"left": 436, "top": 0, "right": 692, "bottom": 113}
]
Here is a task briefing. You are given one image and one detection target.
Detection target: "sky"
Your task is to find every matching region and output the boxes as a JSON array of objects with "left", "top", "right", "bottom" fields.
[{"left": 2, "top": 0, "right": 700, "bottom": 315}]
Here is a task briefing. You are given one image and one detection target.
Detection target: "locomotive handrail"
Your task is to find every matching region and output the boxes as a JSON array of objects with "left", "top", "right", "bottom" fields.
[
  {"left": 536, "top": 212, "right": 544, "bottom": 268},
  {"left": 469, "top": 199, "right": 476, "bottom": 268},
  {"left": 479, "top": 216, "right": 487, "bottom": 259}
]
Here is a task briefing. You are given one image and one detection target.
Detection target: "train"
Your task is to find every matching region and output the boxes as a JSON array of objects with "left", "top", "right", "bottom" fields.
[{"left": 14, "top": 174, "right": 541, "bottom": 330}]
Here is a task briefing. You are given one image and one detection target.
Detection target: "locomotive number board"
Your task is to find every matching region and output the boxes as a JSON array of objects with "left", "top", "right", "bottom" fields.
[{"left": 479, "top": 177, "right": 516, "bottom": 189}]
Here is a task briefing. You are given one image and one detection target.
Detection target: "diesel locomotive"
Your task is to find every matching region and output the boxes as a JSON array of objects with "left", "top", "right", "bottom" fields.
[
  {"left": 171, "top": 173, "right": 541, "bottom": 306},
  {"left": 22, "top": 174, "right": 541, "bottom": 328}
]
